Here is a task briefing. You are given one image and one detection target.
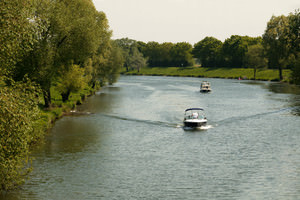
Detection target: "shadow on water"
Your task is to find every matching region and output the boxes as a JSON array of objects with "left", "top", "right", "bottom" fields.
[
  {"left": 243, "top": 81, "right": 300, "bottom": 116},
  {"left": 265, "top": 83, "right": 300, "bottom": 116}
]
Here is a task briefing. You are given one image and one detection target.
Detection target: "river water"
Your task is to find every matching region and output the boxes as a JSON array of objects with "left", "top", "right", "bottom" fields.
[{"left": 2, "top": 76, "right": 300, "bottom": 200}]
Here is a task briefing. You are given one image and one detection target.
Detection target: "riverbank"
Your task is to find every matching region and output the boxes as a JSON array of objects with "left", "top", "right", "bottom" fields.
[
  {"left": 121, "top": 66, "right": 291, "bottom": 82},
  {"left": 38, "top": 86, "right": 97, "bottom": 133}
]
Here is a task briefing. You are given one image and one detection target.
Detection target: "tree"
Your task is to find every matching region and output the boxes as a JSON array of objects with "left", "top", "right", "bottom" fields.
[
  {"left": 114, "top": 38, "right": 138, "bottom": 71},
  {"left": 291, "top": 55, "right": 300, "bottom": 84},
  {"left": 288, "top": 10, "right": 300, "bottom": 83},
  {"left": 263, "top": 15, "right": 290, "bottom": 80},
  {"left": 170, "top": 42, "right": 194, "bottom": 67},
  {"left": 107, "top": 42, "right": 124, "bottom": 85},
  {"left": 93, "top": 41, "right": 124, "bottom": 86},
  {"left": 56, "top": 64, "right": 87, "bottom": 102},
  {"left": 222, "top": 35, "right": 262, "bottom": 68},
  {"left": 245, "top": 44, "right": 268, "bottom": 80},
  {"left": 129, "top": 47, "right": 147, "bottom": 72},
  {"left": 143, "top": 41, "right": 161, "bottom": 67},
  {"left": 287, "top": 10, "right": 300, "bottom": 56},
  {"left": 193, "top": 37, "right": 223, "bottom": 67}
]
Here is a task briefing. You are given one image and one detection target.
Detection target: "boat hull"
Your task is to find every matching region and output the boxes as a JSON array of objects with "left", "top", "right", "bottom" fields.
[
  {"left": 200, "top": 89, "right": 211, "bottom": 93},
  {"left": 184, "top": 121, "right": 207, "bottom": 128}
]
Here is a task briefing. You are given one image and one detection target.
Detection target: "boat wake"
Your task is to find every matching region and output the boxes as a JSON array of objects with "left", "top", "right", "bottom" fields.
[
  {"left": 182, "top": 124, "right": 213, "bottom": 131},
  {"left": 98, "top": 113, "right": 180, "bottom": 128},
  {"left": 216, "top": 107, "right": 293, "bottom": 126}
]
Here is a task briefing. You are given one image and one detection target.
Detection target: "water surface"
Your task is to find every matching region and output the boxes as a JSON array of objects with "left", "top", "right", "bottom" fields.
[{"left": 2, "top": 76, "right": 300, "bottom": 199}]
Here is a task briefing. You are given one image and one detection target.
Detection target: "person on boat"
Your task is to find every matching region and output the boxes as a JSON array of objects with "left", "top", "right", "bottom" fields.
[{"left": 192, "top": 112, "right": 198, "bottom": 119}]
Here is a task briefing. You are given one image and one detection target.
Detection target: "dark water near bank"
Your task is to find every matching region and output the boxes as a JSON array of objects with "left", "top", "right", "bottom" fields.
[{"left": 2, "top": 76, "right": 300, "bottom": 200}]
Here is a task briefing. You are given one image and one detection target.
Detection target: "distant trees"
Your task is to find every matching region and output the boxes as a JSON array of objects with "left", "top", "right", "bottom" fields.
[
  {"left": 193, "top": 37, "right": 222, "bottom": 67},
  {"left": 129, "top": 47, "right": 147, "bottom": 72},
  {"left": 193, "top": 36, "right": 263, "bottom": 69},
  {"left": 116, "top": 39, "right": 194, "bottom": 69},
  {"left": 192, "top": 11, "right": 300, "bottom": 83},
  {"left": 222, "top": 36, "right": 262, "bottom": 68}
]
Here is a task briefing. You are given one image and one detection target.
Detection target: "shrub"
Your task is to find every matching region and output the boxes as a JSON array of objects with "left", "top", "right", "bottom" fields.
[{"left": 0, "top": 79, "right": 41, "bottom": 191}]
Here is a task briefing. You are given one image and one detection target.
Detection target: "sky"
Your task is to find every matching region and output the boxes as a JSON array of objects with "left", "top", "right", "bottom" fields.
[{"left": 93, "top": 0, "right": 300, "bottom": 44}]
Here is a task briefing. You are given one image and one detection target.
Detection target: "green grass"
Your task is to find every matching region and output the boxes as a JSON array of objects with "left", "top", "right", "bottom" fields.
[
  {"left": 35, "top": 86, "right": 97, "bottom": 138},
  {"left": 122, "top": 66, "right": 291, "bottom": 82}
]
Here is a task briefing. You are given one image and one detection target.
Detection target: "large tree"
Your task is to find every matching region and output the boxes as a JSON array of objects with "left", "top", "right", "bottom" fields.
[
  {"left": 263, "top": 15, "right": 290, "bottom": 80},
  {"left": 114, "top": 38, "right": 138, "bottom": 71},
  {"left": 128, "top": 46, "right": 147, "bottom": 72},
  {"left": 170, "top": 42, "right": 194, "bottom": 67},
  {"left": 245, "top": 44, "right": 268, "bottom": 80},
  {"left": 288, "top": 10, "right": 300, "bottom": 84},
  {"left": 193, "top": 37, "right": 223, "bottom": 67}
]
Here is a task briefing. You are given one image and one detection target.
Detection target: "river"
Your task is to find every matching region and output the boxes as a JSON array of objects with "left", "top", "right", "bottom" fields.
[{"left": 2, "top": 76, "right": 300, "bottom": 199}]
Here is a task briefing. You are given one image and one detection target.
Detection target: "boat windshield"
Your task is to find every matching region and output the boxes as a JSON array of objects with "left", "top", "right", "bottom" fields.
[{"left": 185, "top": 110, "right": 206, "bottom": 119}]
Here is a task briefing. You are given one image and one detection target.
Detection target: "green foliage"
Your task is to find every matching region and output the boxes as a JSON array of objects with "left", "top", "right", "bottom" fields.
[
  {"left": 0, "top": 0, "right": 38, "bottom": 75},
  {"left": 10, "top": 0, "right": 114, "bottom": 106},
  {"left": 291, "top": 56, "right": 300, "bottom": 84},
  {"left": 263, "top": 15, "right": 290, "bottom": 80},
  {"left": 0, "top": 79, "right": 41, "bottom": 191},
  {"left": 222, "top": 35, "right": 262, "bottom": 68},
  {"left": 170, "top": 42, "right": 194, "bottom": 67},
  {"left": 245, "top": 44, "right": 268, "bottom": 79},
  {"left": 128, "top": 47, "right": 147, "bottom": 73},
  {"left": 141, "top": 41, "right": 194, "bottom": 67},
  {"left": 107, "top": 42, "right": 125, "bottom": 84},
  {"left": 193, "top": 37, "right": 223, "bottom": 67},
  {"left": 56, "top": 64, "right": 87, "bottom": 102}
]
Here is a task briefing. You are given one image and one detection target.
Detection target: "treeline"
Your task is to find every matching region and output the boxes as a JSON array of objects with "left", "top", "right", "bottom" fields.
[
  {"left": 0, "top": 0, "right": 124, "bottom": 190},
  {"left": 117, "top": 10, "right": 300, "bottom": 83}
]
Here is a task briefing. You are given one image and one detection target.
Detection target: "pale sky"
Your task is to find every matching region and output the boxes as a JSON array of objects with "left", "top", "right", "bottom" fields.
[{"left": 93, "top": 0, "right": 300, "bottom": 44}]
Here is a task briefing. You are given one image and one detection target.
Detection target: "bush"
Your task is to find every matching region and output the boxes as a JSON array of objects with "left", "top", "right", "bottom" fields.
[{"left": 0, "top": 79, "right": 41, "bottom": 191}]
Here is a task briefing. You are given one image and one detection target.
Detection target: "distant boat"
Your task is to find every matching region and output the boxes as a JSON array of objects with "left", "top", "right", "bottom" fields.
[
  {"left": 183, "top": 108, "right": 207, "bottom": 128},
  {"left": 200, "top": 81, "right": 211, "bottom": 93}
]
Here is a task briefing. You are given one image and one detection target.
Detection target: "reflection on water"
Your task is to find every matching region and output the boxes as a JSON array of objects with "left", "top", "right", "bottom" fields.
[
  {"left": 266, "top": 82, "right": 300, "bottom": 95},
  {"left": 2, "top": 76, "right": 300, "bottom": 200},
  {"left": 264, "top": 82, "right": 300, "bottom": 116},
  {"left": 242, "top": 81, "right": 300, "bottom": 116}
]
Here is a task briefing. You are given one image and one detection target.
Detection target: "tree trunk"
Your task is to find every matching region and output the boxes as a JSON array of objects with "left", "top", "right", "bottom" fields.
[
  {"left": 61, "top": 90, "right": 71, "bottom": 102},
  {"left": 279, "top": 65, "right": 283, "bottom": 80},
  {"left": 253, "top": 68, "right": 256, "bottom": 80},
  {"left": 43, "top": 89, "right": 51, "bottom": 108}
]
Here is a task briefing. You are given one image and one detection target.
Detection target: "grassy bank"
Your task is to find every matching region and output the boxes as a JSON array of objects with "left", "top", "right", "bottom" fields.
[
  {"left": 38, "top": 86, "right": 96, "bottom": 133},
  {"left": 122, "top": 66, "right": 291, "bottom": 82}
]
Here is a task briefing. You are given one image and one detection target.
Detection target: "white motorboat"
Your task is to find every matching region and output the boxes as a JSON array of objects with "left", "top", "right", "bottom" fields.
[
  {"left": 200, "top": 81, "right": 211, "bottom": 93},
  {"left": 183, "top": 108, "right": 207, "bottom": 128}
]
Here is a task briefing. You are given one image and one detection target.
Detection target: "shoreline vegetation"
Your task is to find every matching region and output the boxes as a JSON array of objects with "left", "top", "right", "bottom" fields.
[{"left": 121, "top": 66, "right": 292, "bottom": 82}]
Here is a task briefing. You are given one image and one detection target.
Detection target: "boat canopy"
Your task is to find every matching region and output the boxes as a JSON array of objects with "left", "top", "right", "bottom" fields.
[{"left": 185, "top": 108, "right": 204, "bottom": 112}]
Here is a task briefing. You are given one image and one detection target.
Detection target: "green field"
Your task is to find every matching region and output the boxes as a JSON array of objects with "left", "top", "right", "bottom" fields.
[{"left": 122, "top": 66, "right": 291, "bottom": 82}]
